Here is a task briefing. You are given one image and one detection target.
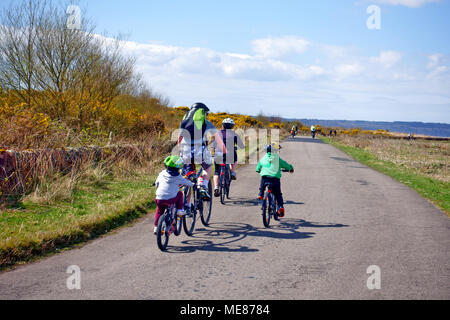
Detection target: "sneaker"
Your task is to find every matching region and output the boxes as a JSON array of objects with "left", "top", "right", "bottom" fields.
[
  {"left": 258, "top": 195, "right": 264, "bottom": 201},
  {"left": 231, "top": 172, "right": 237, "bottom": 180},
  {"left": 200, "top": 186, "right": 211, "bottom": 200},
  {"left": 214, "top": 188, "right": 220, "bottom": 197},
  {"left": 278, "top": 208, "right": 285, "bottom": 217},
  {"left": 153, "top": 226, "right": 157, "bottom": 235}
]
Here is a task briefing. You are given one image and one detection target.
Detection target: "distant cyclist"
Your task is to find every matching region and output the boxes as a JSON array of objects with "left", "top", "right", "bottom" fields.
[
  {"left": 212, "top": 118, "right": 245, "bottom": 197},
  {"left": 178, "top": 103, "right": 226, "bottom": 200},
  {"left": 311, "top": 125, "right": 317, "bottom": 138},
  {"left": 256, "top": 143, "right": 294, "bottom": 217},
  {"left": 291, "top": 125, "right": 297, "bottom": 137}
]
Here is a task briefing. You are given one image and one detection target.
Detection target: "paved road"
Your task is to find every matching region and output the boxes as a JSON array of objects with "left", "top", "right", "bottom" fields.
[{"left": 0, "top": 136, "right": 449, "bottom": 300}]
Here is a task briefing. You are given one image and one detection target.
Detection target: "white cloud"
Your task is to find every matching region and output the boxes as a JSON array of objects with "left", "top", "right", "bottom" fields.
[
  {"left": 425, "top": 54, "right": 448, "bottom": 79},
  {"left": 427, "top": 54, "right": 443, "bottom": 69},
  {"left": 373, "top": 0, "right": 441, "bottom": 8},
  {"left": 370, "top": 51, "right": 403, "bottom": 68},
  {"left": 107, "top": 35, "right": 449, "bottom": 122},
  {"left": 251, "top": 36, "right": 310, "bottom": 58},
  {"left": 335, "top": 63, "right": 365, "bottom": 77}
]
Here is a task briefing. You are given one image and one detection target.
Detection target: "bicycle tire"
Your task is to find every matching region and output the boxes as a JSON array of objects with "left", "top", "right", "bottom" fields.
[
  {"left": 200, "top": 181, "right": 212, "bottom": 226},
  {"left": 225, "top": 166, "right": 231, "bottom": 199},
  {"left": 262, "top": 192, "right": 271, "bottom": 228},
  {"left": 156, "top": 212, "right": 170, "bottom": 251},
  {"left": 174, "top": 209, "right": 182, "bottom": 236},
  {"left": 183, "top": 186, "right": 196, "bottom": 236},
  {"left": 219, "top": 169, "right": 226, "bottom": 205}
]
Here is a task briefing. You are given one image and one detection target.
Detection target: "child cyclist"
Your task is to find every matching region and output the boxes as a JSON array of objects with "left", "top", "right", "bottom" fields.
[
  {"left": 212, "top": 118, "right": 245, "bottom": 197},
  {"left": 256, "top": 143, "right": 294, "bottom": 217},
  {"left": 154, "top": 155, "right": 194, "bottom": 234}
]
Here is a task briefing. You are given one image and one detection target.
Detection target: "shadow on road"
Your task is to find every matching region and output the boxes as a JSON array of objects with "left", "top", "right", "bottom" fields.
[
  {"left": 330, "top": 156, "right": 356, "bottom": 162},
  {"left": 225, "top": 197, "right": 304, "bottom": 207},
  {"left": 165, "top": 219, "right": 348, "bottom": 254}
]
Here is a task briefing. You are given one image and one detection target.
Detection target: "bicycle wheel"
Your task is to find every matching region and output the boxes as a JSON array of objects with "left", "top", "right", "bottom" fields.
[
  {"left": 174, "top": 209, "right": 182, "bottom": 236},
  {"left": 273, "top": 196, "right": 280, "bottom": 221},
  {"left": 200, "top": 181, "right": 212, "bottom": 226},
  {"left": 219, "top": 167, "right": 226, "bottom": 204},
  {"left": 225, "top": 166, "right": 231, "bottom": 199},
  {"left": 262, "top": 192, "right": 271, "bottom": 228},
  {"left": 183, "top": 186, "right": 197, "bottom": 236},
  {"left": 156, "top": 212, "right": 170, "bottom": 251}
]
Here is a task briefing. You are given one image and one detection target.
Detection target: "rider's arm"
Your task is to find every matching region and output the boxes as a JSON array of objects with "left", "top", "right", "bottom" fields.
[
  {"left": 279, "top": 158, "right": 293, "bottom": 171},
  {"left": 214, "top": 131, "right": 227, "bottom": 154},
  {"left": 235, "top": 133, "right": 245, "bottom": 149},
  {"left": 154, "top": 172, "right": 162, "bottom": 188},
  {"left": 256, "top": 160, "right": 262, "bottom": 173},
  {"left": 177, "top": 135, "right": 183, "bottom": 146},
  {"left": 177, "top": 175, "right": 194, "bottom": 187}
]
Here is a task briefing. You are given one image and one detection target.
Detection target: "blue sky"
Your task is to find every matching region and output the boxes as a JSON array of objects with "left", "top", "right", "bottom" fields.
[{"left": 4, "top": 0, "right": 450, "bottom": 122}]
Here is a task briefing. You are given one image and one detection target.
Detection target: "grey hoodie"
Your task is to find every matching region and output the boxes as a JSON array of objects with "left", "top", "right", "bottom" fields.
[{"left": 155, "top": 170, "right": 194, "bottom": 200}]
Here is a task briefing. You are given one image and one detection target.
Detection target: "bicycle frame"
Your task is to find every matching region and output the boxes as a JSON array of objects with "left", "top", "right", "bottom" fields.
[
  {"left": 182, "top": 165, "right": 213, "bottom": 235},
  {"left": 156, "top": 203, "right": 182, "bottom": 251},
  {"left": 261, "top": 183, "right": 279, "bottom": 228},
  {"left": 219, "top": 163, "right": 231, "bottom": 204}
]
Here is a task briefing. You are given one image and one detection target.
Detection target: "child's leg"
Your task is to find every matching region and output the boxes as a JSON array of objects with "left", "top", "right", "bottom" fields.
[
  {"left": 259, "top": 176, "right": 267, "bottom": 198},
  {"left": 175, "top": 191, "right": 184, "bottom": 211},
  {"left": 272, "top": 178, "right": 284, "bottom": 208},
  {"left": 154, "top": 200, "right": 167, "bottom": 227}
]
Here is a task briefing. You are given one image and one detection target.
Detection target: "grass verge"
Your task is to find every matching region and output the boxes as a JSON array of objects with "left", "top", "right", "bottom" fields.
[
  {"left": 0, "top": 171, "right": 157, "bottom": 270},
  {"left": 322, "top": 137, "right": 449, "bottom": 216}
]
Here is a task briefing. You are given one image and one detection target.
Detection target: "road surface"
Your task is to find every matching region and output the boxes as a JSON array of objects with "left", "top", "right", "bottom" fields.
[{"left": 0, "top": 136, "right": 449, "bottom": 299}]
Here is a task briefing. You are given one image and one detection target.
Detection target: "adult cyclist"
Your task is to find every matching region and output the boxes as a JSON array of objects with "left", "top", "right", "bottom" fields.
[
  {"left": 291, "top": 125, "right": 297, "bottom": 137},
  {"left": 311, "top": 125, "right": 317, "bottom": 139},
  {"left": 177, "top": 103, "right": 226, "bottom": 200},
  {"left": 212, "top": 118, "right": 245, "bottom": 197}
]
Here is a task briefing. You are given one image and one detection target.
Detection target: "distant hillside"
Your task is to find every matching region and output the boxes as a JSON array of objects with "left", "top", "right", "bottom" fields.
[{"left": 289, "top": 119, "right": 450, "bottom": 138}]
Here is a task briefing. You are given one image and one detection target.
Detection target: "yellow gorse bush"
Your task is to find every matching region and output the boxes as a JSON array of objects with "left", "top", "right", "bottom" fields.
[
  {"left": 0, "top": 100, "right": 50, "bottom": 136},
  {"left": 208, "top": 112, "right": 263, "bottom": 129}
]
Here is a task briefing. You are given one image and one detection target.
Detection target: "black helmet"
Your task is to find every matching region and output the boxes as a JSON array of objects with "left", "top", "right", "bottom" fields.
[
  {"left": 265, "top": 144, "right": 272, "bottom": 153},
  {"left": 191, "top": 102, "right": 210, "bottom": 113}
]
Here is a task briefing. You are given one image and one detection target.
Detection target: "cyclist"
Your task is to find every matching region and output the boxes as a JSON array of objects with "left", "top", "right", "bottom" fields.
[
  {"left": 311, "top": 125, "right": 317, "bottom": 138},
  {"left": 256, "top": 143, "right": 294, "bottom": 217},
  {"left": 291, "top": 125, "right": 296, "bottom": 137},
  {"left": 212, "top": 118, "right": 245, "bottom": 197},
  {"left": 177, "top": 102, "right": 226, "bottom": 200},
  {"left": 154, "top": 155, "right": 194, "bottom": 234}
]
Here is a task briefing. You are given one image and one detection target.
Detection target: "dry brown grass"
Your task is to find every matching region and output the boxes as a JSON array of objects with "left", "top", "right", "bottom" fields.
[{"left": 332, "top": 135, "right": 449, "bottom": 183}]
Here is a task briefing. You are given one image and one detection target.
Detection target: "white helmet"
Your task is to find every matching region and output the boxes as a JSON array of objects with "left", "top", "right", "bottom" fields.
[{"left": 222, "top": 118, "right": 235, "bottom": 129}]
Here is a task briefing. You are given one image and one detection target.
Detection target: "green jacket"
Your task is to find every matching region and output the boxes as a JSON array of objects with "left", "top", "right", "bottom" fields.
[{"left": 256, "top": 153, "right": 293, "bottom": 179}]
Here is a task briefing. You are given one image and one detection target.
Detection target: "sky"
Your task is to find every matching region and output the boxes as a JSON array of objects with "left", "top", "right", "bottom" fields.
[{"left": 3, "top": 0, "right": 450, "bottom": 123}]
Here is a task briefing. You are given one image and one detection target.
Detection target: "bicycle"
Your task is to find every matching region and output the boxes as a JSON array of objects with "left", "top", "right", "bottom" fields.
[
  {"left": 261, "top": 169, "right": 291, "bottom": 228},
  {"left": 182, "top": 167, "right": 213, "bottom": 236},
  {"left": 156, "top": 203, "right": 183, "bottom": 251},
  {"left": 218, "top": 163, "right": 231, "bottom": 205}
]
